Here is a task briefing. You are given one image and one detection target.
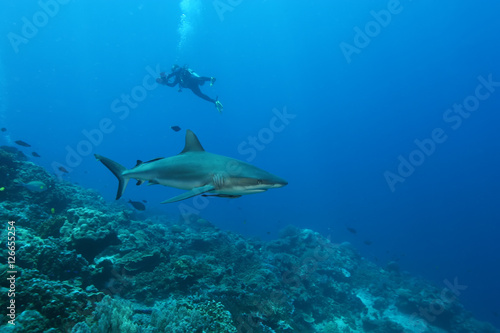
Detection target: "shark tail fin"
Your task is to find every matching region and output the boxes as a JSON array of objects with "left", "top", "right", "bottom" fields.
[{"left": 94, "top": 154, "right": 130, "bottom": 200}]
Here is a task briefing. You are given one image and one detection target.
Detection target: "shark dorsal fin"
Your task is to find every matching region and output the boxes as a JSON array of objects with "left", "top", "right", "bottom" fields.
[{"left": 180, "top": 130, "right": 205, "bottom": 154}]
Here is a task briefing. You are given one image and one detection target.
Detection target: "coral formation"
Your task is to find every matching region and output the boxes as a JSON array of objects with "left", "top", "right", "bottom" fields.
[{"left": 0, "top": 146, "right": 498, "bottom": 332}]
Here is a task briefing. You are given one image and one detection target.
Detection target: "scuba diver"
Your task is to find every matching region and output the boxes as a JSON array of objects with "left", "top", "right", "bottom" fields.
[{"left": 157, "top": 64, "right": 223, "bottom": 113}]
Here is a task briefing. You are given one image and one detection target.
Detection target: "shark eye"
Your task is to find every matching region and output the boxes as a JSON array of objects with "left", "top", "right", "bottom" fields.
[{"left": 257, "top": 179, "right": 263, "bottom": 185}]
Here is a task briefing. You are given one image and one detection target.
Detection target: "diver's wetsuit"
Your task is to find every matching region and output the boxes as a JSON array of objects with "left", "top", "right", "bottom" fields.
[{"left": 161, "top": 67, "right": 216, "bottom": 104}]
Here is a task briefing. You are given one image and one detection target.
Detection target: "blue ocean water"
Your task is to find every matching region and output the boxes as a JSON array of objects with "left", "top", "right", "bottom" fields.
[{"left": 1, "top": 0, "right": 499, "bottom": 328}]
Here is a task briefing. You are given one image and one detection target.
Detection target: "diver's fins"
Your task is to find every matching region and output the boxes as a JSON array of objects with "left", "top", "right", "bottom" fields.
[{"left": 215, "top": 100, "right": 223, "bottom": 113}]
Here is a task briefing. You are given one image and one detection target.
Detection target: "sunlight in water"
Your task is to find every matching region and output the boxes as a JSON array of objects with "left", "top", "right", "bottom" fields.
[{"left": 177, "top": 0, "right": 201, "bottom": 58}]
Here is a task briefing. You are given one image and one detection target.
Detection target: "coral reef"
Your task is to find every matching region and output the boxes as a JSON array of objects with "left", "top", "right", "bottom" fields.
[{"left": 0, "top": 146, "right": 498, "bottom": 332}]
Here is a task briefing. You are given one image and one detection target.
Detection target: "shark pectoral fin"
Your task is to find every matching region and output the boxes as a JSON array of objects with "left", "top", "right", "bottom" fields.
[{"left": 161, "top": 184, "right": 215, "bottom": 204}]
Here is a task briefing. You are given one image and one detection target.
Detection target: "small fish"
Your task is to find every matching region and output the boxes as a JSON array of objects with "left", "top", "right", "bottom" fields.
[
  {"left": 51, "top": 208, "right": 55, "bottom": 214},
  {"left": 58, "top": 166, "right": 69, "bottom": 173},
  {"left": 142, "top": 199, "right": 147, "bottom": 203},
  {"left": 170, "top": 126, "right": 181, "bottom": 132},
  {"left": 128, "top": 199, "right": 146, "bottom": 211},
  {"left": 0, "top": 187, "right": 5, "bottom": 191},
  {"left": 32, "top": 152, "right": 41, "bottom": 157},
  {"left": 15, "top": 140, "right": 31, "bottom": 147},
  {"left": 363, "top": 240, "right": 372, "bottom": 245},
  {"left": 346, "top": 227, "right": 357, "bottom": 234},
  {"left": 15, "top": 180, "right": 47, "bottom": 193},
  {"left": 1, "top": 128, "right": 6, "bottom": 132}
]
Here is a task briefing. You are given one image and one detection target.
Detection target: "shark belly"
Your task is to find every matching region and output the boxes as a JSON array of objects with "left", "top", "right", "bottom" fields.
[{"left": 212, "top": 188, "right": 266, "bottom": 195}]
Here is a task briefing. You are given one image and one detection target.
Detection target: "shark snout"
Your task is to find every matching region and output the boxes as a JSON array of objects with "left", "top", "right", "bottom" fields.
[
  {"left": 268, "top": 176, "right": 288, "bottom": 188},
  {"left": 277, "top": 178, "right": 288, "bottom": 187}
]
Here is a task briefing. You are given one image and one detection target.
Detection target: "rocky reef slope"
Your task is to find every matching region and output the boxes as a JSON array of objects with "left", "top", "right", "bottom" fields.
[{"left": 0, "top": 146, "right": 498, "bottom": 333}]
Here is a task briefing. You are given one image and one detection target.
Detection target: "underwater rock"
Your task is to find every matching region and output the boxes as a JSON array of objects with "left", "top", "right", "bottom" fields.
[
  {"left": 3, "top": 268, "right": 104, "bottom": 330},
  {"left": 60, "top": 207, "right": 124, "bottom": 261},
  {"left": 71, "top": 322, "right": 91, "bottom": 333},
  {"left": 14, "top": 226, "right": 89, "bottom": 280},
  {"left": 115, "top": 248, "right": 162, "bottom": 274},
  {"left": 90, "top": 296, "right": 139, "bottom": 333},
  {"left": 13, "top": 310, "right": 49, "bottom": 332},
  {"left": 362, "top": 317, "right": 405, "bottom": 333},
  {"left": 0, "top": 145, "right": 27, "bottom": 162},
  {"left": 150, "top": 298, "right": 237, "bottom": 332},
  {"left": 0, "top": 147, "right": 25, "bottom": 203},
  {"left": 386, "top": 260, "right": 400, "bottom": 274}
]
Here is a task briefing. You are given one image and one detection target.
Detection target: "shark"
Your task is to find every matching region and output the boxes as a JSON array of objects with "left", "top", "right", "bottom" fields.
[{"left": 95, "top": 130, "right": 287, "bottom": 203}]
